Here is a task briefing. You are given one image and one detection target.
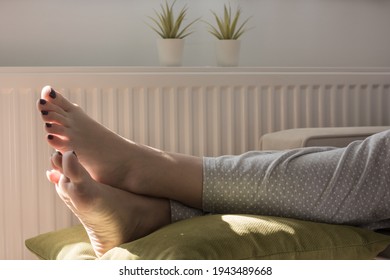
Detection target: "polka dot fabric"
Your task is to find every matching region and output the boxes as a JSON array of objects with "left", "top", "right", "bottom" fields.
[
  {"left": 170, "top": 200, "right": 204, "bottom": 223},
  {"left": 202, "top": 130, "right": 390, "bottom": 230}
]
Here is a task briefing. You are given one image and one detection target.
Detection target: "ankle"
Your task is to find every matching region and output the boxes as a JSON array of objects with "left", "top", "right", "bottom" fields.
[{"left": 121, "top": 145, "right": 171, "bottom": 194}]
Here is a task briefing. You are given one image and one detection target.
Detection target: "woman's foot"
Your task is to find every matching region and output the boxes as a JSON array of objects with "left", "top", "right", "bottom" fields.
[
  {"left": 47, "top": 151, "right": 170, "bottom": 258},
  {"left": 38, "top": 86, "right": 203, "bottom": 208},
  {"left": 37, "top": 86, "right": 160, "bottom": 187}
]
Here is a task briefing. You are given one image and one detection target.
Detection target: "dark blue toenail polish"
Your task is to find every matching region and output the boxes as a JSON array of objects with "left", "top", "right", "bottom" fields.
[
  {"left": 41, "top": 110, "right": 49, "bottom": 115},
  {"left": 49, "top": 89, "right": 56, "bottom": 99},
  {"left": 45, "top": 123, "right": 52, "bottom": 128},
  {"left": 40, "top": 99, "right": 47, "bottom": 105},
  {"left": 48, "top": 135, "right": 54, "bottom": 140}
]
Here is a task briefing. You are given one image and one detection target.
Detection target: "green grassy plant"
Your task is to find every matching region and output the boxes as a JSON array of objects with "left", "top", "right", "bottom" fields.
[
  {"left": 205, "top": 4, "right": 251, "bottom": 40},
  {"left": 147, "top": 0, "right": 199, "bottom": 39}
]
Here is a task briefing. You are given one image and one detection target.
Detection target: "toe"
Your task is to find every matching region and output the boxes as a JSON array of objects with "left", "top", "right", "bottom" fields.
[
  {"left": 45, "top": 122, "right": 66, "bottom": 135},
  {"left": 51, "top": 151, "right": 64, "bottom": 172},
  {"left": 62, "top": 151, "right": 90, "bottom": 184},
  {"left": 47, "top": 134, "right": 69, "bottom": 151},
  {"left": 37, "top": 97, "right": 67, "bottom": 117},
  {"left": 41, "top": 86, "right": 75, "bottom": 112},
  {"left": 46, "top": 169, "right": 62, "bottom": 184},
  {"left": 40, "top": 109, "right": 69, "bottom": 126}
]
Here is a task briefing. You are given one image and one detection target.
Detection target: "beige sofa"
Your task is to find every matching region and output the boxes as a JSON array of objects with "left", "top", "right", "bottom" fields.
[
  {"left": 25, "top": 126, "right": 390, "bottom": 260},
  {"left": 259, "top": 126, "right": 390, "bottom": 150}
]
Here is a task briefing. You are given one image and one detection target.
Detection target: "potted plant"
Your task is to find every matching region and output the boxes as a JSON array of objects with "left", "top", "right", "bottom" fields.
[
  {"left": 205, "top": 4, "right": 252, "bottom": 66},
  {"left": 147, "top": 0, "right": 200, "bottom": 66}
]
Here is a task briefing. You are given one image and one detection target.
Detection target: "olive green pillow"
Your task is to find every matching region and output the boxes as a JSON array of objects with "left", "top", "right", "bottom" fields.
[{"left": 25, "top": 214, "right": 390, "bottom": 260}]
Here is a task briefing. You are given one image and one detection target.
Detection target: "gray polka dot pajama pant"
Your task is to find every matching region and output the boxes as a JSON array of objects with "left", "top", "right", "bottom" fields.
[{"left": 171, "top": 129, "right": 390, "bottom": 230}]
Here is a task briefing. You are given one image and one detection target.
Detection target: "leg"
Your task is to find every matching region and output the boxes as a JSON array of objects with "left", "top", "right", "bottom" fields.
[
  {"left": 202, "top": 130, "right": 390, "bottom": 229},
  {"left": 47, "top": 151, "right": 171, "bottom": 257}
]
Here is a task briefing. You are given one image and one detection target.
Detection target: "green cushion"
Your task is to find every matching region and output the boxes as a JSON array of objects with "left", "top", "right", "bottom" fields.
[{"left": 25, "top": 214, "right": 390, "bottom": 260}]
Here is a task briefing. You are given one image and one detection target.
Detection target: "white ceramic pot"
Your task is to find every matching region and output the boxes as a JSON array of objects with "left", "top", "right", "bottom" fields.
[
  {"left": 216, "top": 39, "right": 241, "bottom": 67},
  {"left": 157, "top": 39, "right": 184, "bottom": 66}
]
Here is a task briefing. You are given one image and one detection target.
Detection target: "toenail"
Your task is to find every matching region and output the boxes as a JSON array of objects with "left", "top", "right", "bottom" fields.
[
  {"left": 41, "top": 110, "right": 49, "bottom": 115},
  {"left": 47, "top": 135, "right": 54, "bottom": 140},
  {"left": 49, "top": 89, "right": 57, "bottom": 99},
  {"left": 45, "top": 123, "right": 52, "bottom": 128},
  {"left": 39, "top": 99, "right": 47, "bottom": 105}
]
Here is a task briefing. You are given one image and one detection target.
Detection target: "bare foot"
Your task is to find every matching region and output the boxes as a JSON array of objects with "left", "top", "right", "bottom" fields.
[
  {"left": 37, "top": 86, "right": 164, "bottom": 186},
  {"left": 47, "top": 151, "right": 170, "bottom": 257},
  {"left": 38, "top": 86, "right": 203, "bottom": 208}
]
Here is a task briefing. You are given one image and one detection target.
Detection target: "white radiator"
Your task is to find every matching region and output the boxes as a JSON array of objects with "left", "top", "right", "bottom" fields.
[{"left": 1, "top": 67, "right": 389, "bottom": 259}]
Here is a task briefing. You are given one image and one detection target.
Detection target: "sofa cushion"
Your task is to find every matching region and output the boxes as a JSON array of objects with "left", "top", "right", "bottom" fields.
[
  {"left": 25, "top": 214, "right": 390, "bottom": 260},
  {"left": 259, "top": 126, "right": 390, "bottom": 150}
]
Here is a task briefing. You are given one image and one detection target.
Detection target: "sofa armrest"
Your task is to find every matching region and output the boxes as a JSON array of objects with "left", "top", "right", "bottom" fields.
[{"left": 259, "top": 126, "right": 390, "bottom": 150}]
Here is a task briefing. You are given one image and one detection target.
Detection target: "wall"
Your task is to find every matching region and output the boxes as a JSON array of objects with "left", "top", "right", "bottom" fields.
[{"left": 0, "top": 0, "right": 389, "bottom": 67}]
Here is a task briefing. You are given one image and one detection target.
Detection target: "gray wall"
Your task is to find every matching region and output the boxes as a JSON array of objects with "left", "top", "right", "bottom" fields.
[{"left": 1, "top": 0, "right": 389, "bottom": 67}]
